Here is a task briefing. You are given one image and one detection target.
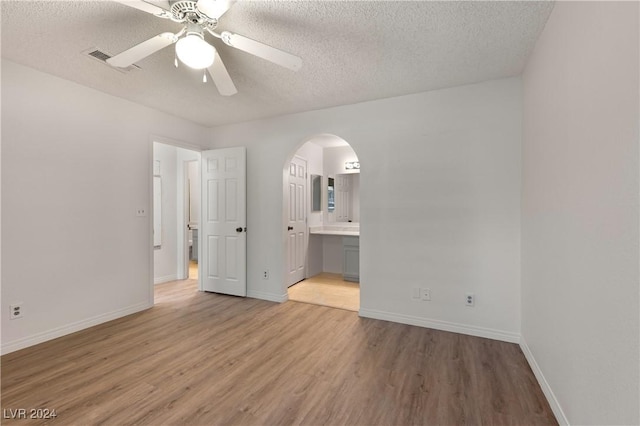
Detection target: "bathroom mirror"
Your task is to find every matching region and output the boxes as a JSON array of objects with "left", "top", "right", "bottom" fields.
[
  {"left": 311, "top": 174, "right": 322, "bottom": 211},
  {"left": 327, "top": 177, "right": 335, "bottom": 212},
  {"left": 330, "top": 173, "right": 360, "bottom": 223}
]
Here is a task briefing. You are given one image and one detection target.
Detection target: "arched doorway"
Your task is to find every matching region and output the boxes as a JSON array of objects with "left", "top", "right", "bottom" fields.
[{"left": 282, "top": 134, "right": 361, "bottom": 311}]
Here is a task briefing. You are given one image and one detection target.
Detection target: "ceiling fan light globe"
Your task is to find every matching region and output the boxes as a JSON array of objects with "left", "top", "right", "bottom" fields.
[{"left": 176, "top": 34, "right": 215, "bottom": 69}]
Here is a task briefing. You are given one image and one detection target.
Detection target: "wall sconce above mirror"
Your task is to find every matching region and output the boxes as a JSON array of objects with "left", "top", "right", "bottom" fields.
[{"left": 345, "top": 161, "right": 360, "bottom": 170}]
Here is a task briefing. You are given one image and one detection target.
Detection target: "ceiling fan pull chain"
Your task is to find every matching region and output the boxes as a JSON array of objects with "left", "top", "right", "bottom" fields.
[
  {"left": 174, "top": 54, "right": 179, "bottom": 68},
  {"left": 203, "top": 71, "right": 207, "bottom": 83}
]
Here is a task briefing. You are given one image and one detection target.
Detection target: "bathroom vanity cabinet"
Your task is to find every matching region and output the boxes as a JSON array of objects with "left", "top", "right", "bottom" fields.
[
  {"left": 342, "top": 236, "right": 360, "bottom": 282},
  {"left": 309, "top": 226, "right": 359, "bottom": 281}
]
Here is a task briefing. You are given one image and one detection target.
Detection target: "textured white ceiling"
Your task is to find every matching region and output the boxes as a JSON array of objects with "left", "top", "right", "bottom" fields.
[{"left": 1, "top": 1, "right": 554, "bottom": 127}]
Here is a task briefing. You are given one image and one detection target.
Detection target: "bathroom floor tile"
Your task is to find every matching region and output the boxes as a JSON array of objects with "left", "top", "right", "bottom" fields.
[{"left": 288, "top": 273, "right": 359, "bottom": 311}]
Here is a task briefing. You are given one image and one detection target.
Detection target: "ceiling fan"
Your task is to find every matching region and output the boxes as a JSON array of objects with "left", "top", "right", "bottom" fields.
[{"left": 107, "top": 0, "right": 303, "bottom": 96}]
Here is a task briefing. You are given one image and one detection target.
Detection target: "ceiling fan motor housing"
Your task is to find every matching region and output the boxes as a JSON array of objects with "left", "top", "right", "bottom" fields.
[{"left": 170, "top": 0, "right": 218, "bottom": 28}]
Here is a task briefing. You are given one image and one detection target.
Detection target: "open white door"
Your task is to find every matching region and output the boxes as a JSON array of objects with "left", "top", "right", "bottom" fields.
[
  {"left": 201, "top": 147, "right": 246, "bottom": 296},
  {"left": 287, "top": 156, "right": 307, "bottom": 287}
]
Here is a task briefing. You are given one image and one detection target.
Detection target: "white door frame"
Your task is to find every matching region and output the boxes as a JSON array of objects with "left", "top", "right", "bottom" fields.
[{"left": 149, "top": 136, "right": 202, "bottom": 304}]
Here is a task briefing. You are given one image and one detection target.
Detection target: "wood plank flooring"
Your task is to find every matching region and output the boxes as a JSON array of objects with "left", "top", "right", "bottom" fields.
[
  {"left": 1, "top": 279, "right": 557, "bottom": 425},
  {"left": 288, "top": 273, "right": 359, "bottom": 311}
]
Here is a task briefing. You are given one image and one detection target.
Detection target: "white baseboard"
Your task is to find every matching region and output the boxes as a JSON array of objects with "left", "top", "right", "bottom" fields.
[
  {"left": 519, "top": 336, "right": 569, "bottom": 425},
  {"left": 1, "top": 301, "right": 152, "bottom": 355},
  {"left": 358, "top": 308, "right": 521, "bottom": 343},
  {"left": 247, "top": 289, "right": 288, "bottom": 303},
  {"left": 154, "top": 274, "right": 178, "bottom": 284}
]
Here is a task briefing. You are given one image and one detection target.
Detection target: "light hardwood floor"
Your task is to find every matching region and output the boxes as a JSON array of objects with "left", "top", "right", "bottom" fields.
[
  {"left": 1, "top": 279, "right": 557, "bottom": 425},
  {"left": 288, "top": 273, "right": 359, "bottom": 311}
]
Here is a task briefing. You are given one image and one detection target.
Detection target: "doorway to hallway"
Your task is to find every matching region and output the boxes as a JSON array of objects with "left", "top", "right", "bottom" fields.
[{"left": 152, "top": 142, "right": 201, "bottom": 287}]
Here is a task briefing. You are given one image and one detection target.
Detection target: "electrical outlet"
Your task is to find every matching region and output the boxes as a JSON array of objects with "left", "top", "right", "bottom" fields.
[
  {"left": 421, "top": 288, "right": 431, "bottom": 301},
  {"left": 465, "top": 293, "right": 475, "bottom": 307},
  {"left": 10, "top": 303, "right": 23, "bottom": 319},
  {"left": 263, "top": 269, "right": 269, "bottom": 280},
  {"left": 136, "top": 208, "right": 147, "bottom": 217}
]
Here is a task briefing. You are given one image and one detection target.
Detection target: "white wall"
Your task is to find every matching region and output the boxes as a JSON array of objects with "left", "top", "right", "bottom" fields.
[
  {"left": 176, "top": 147, "right": 200, "bottom": 279},
  {"left": 187, "top": 159, "right": 200, "bottom": 225},
  {"left": 152, "top": 143, "right": 200, "bottom": 283},
  {"left": 1, "top": 60, "right": 207, "bottom": 354},
  {"left": 324, "top": 145, "right": 359, "bottom": 224},
  {"left": 153, "top": 142, "right": 178, "bottom": 283},
  {"left": 208, "top": 77, "right": 523, "bottom": 341},
  {"left": 522, "top": 2, "right": 639, "bottom": 425},
  {"left": 323, "top": 145, "right": 359, "bottom": 177},
  {"left": 350, "top": 174, "right": 360, "bottom": 222}
]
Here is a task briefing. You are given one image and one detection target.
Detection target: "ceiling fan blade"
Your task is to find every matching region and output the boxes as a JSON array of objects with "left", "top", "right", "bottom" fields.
[
  {"left": 221, "top": 31, "right": 302, "bottom": 72},
  {"left": 196, "top": 0, "right": 236, "bottom": 19},
  {"left": 112, "top": 0, "right": 172, "bottom": 18},
  {"left": 207, "top": 50, "right": 237, "bottom": 96},
  {"left": 107, "top": 32, "right": 177, "bottom": 68}
]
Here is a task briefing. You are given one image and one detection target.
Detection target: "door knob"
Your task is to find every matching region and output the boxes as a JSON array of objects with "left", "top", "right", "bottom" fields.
[
  {"left": 236, "top": 227, "right": 243, "bottom": 232},
  {"left": 287, "top": 226, "right": 293, "bottom": 231}
]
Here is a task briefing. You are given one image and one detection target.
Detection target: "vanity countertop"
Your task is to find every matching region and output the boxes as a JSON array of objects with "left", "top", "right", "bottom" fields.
[{"left": 309, "top": 226, "right": 360, "bottom": 237}]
